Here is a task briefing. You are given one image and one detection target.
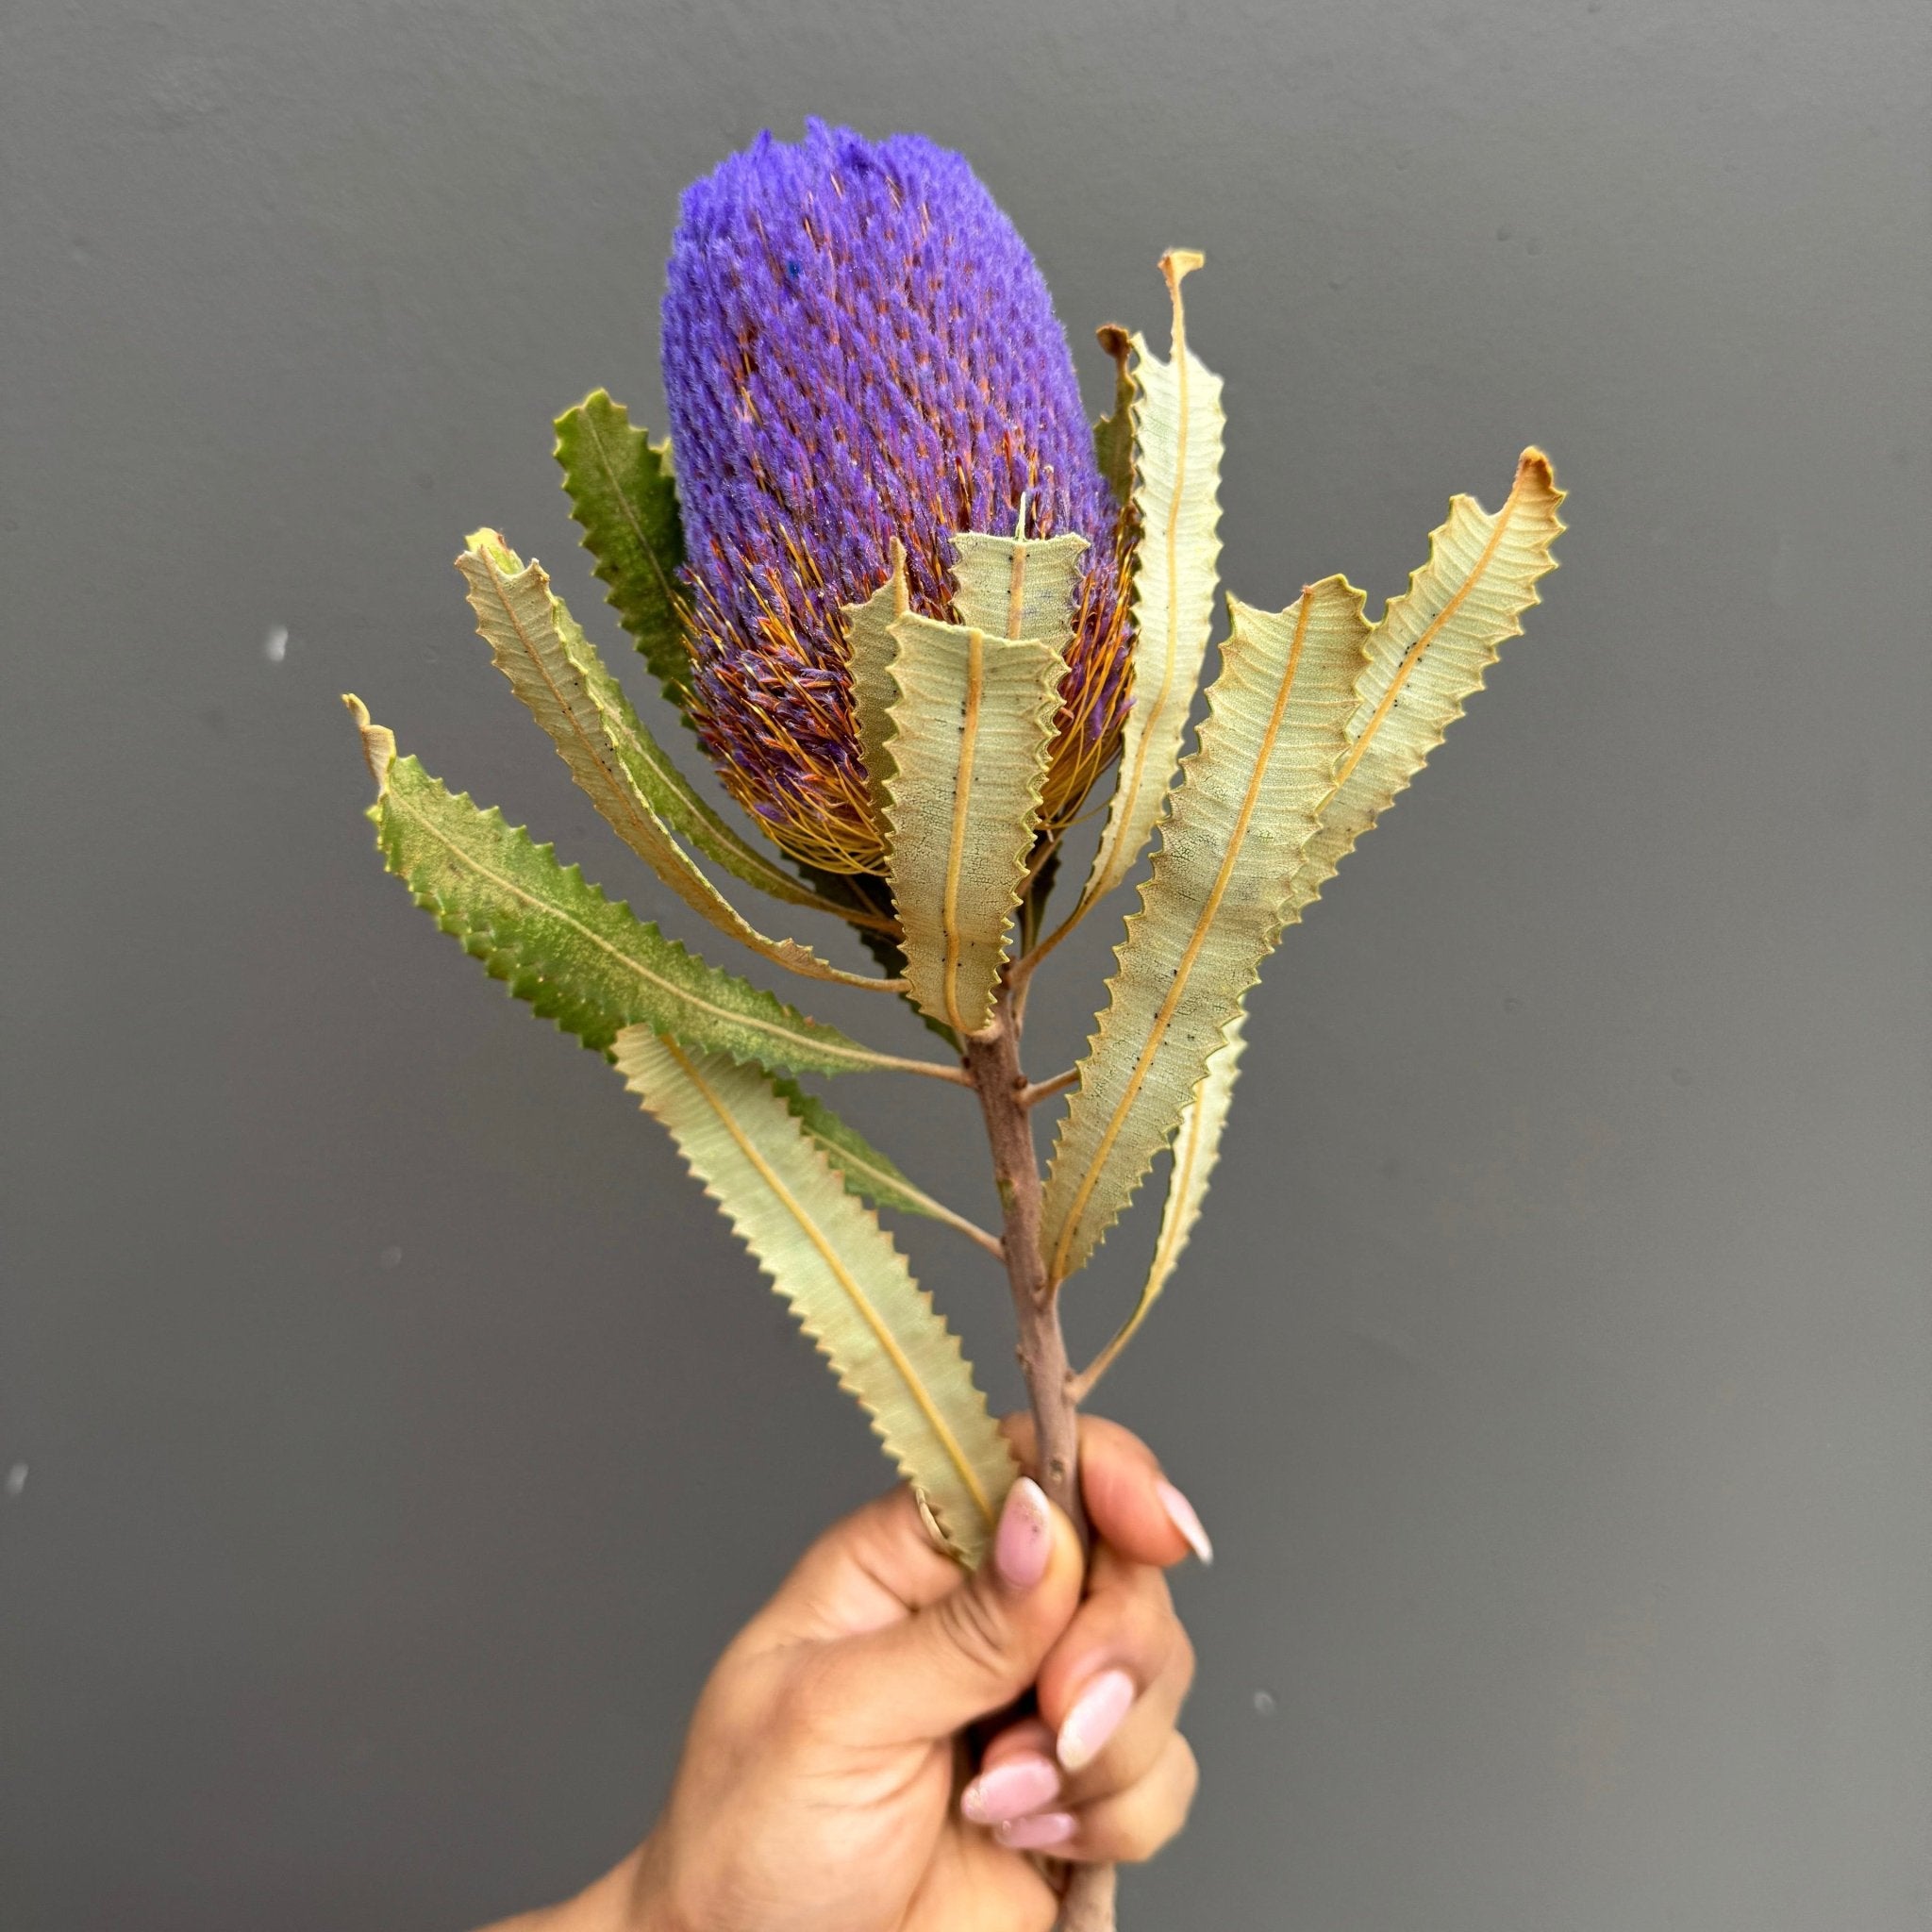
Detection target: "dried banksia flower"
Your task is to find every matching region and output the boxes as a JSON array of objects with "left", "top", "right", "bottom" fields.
[{"left": 661, "top": 120, "right": 1130, "bottom": 874}]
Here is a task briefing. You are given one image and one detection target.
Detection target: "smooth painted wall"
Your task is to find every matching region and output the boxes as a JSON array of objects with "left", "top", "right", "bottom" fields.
[{"left": 5, "top": 2, "right": 1927, "bottom": 1926}]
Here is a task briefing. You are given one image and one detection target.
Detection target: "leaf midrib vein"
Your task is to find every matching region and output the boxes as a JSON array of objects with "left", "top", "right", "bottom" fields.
[
  {"left": 582, "top": 408, "right": 683, "bottom": 626},
  {"left": 941, "top": 631, "right": 986, "bottom": 1033},
  {"left": 482, "top": 558, "right": 896, "bottom": 994},
  {"left": 666, "top": 1041, "right": 995, "bottom": 1531},
  {"left": 391, "top": 782, "right": 921, "bottom": 1074},
  {"left": 1329, "top": 479, "right": 1525, "bottom": 796},
  {"left": 1051, "top": 594, "right": 1314, "bottom": 1282},
  {"left": 1098, "top": 346, "right": 1192, "bottom": 905}
]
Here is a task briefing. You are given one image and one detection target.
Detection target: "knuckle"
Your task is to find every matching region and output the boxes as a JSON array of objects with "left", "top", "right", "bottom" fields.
[
  {"left": 1174, "top": 1624, "right": 1197, "bottom": 1695},
  {"left": 936, "top": 1582, "right": 1013, "bottom": 1685},
  {"left": 1175, "top": 1735, "right": 1201, "bottom": 1810},
  {"left": 1119, "top": 1738, "right": 1199, "bottom": 1863}
]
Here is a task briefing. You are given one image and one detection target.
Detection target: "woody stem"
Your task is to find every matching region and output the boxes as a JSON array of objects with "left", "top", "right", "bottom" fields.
[{"left": 962, "top": 991, "right": 1114, "bottom": 1932}]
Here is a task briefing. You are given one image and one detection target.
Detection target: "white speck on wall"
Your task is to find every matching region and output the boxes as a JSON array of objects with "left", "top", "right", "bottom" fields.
[
  {"left": 7, "top": 1464, "right": 26, "bottom": 1498},
  {"left": 264, "top": 625, "right": 289, "bottom": 663},
  {"left": 1252, "top": 1690, "right": 1275, "bottom": 1717},
  {"left": 378, "top": 1245, "right": 403, "bottom": 1269}
]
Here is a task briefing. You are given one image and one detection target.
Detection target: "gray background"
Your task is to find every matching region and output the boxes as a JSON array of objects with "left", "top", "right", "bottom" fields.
[{"left": 4, "top": 0, "right": 1927, "bottom": 1926}]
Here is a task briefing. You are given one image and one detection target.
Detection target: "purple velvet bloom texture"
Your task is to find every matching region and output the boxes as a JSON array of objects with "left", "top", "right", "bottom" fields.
[{"left": 661, "top": 121, "right": 1129, "bottom": 873}]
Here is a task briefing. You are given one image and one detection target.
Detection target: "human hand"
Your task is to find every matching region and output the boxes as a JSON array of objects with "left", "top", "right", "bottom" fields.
[{"left": 507, "top": 1416, "right": 1208, "bottom": 1932}]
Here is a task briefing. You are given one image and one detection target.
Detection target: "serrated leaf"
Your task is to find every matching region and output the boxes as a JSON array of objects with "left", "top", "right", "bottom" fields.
[
  {"left": 1074, "top": 253, "right": 1225, "bottom": 918},
  {"left": 1041, "top": 579, "right": 1369, "bottom": 1284},
  {"left": 458, "top": 532, "right": 896, "bottom": 989},
  {"left": 840, "top": 897, "right": 965, "bottom": 1057},
  {"left": 882, "top": 611, "right": 1067, "bottom": 1034},
  {"left": 1285, "top": 449, "right": 1567, "bottom": 924},
  {"left": 1091, "top": 323, "right": 1137, "bottom": 511},
  {"left": 554, "top": 391, "right": 691, "bottom": 716},
  {"left": 948, "top": 528, "right": 1090, "bottom": 647},
  {"left": 343, "top": 697, "right": 954, "bottom": 1082},
  {"left": 1080, "top": 1006, "right": 1248, "bottom": 1393},
  {"left": 613, "top": 1030, "right": 1016, "bottom": 1562},
  {"left": 770, "top": 1077, "right": 992, "bottom": 1246},
  {"left": 840, "top": 540, "right": 909, "bottom": 822}
]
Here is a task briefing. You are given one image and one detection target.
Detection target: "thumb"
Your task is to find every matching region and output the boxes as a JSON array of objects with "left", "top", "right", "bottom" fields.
[{"left": 822, "top": 1477, "right": 1085, "bottom": 1745}]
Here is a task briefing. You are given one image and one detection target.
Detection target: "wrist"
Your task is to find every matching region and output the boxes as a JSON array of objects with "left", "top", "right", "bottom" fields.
[
  {"left": 618, "top": 1833, "right": 691, "bottom": 1932},
  {"left": 516, "top": 1842, "right": 674, "bottom": 1932}
]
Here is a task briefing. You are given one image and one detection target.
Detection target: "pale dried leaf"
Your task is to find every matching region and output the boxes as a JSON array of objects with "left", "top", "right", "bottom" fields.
[
  {"left": 840, "top": 540, "right": 909, "bottom": 821},
  {"left": 949, "top": 529, "right": 1090, "bottom": 646},
  {"left": 1075, "top": 253, "right": 1224, "bottom": 916},
  {"left": 1286, "top": 450, "right": 1567, "bottom": 923},
  {"left": 1042, "top": 579, "right": 1369, "bottom": 1283},
  {"left": 459, "top": 532, "right": 895, "bottom": 991},
  {"left": 615, "top": 1031, "right": 1016, "bottom": 1562},
  {"left": 882, "top": 612, "right": 1066, "bottom": 1034},
  {"left": 1080, "top": 1007, "right": 1248, "bottom": 1393}
]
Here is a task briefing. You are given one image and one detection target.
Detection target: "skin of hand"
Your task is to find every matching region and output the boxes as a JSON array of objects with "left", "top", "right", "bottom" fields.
[{"left": 491, "top": 1416, "right": 1209, "bottom": 1932}]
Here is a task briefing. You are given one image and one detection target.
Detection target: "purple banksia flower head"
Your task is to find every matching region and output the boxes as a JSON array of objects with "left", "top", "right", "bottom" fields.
[{"left": 662, "top": 120, "right": 1131, "bottom": 874}]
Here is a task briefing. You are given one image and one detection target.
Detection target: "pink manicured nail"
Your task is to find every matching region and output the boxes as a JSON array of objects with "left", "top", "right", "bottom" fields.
[
  {"left": 1156, "top": 1478, "right": 1215, "bottom": 1565},
  {"left": 995, "top": 1477, "right": 1053, "bottom": 1591},
  {"left": 961, "top": 1754, "right": 1062, "bottom": 1825},
  {"left": 1056, "top": 1668, "right": 1136, "bottom": 1772},
  {"left": 994, "top": 1809, "right": 1078, "bottom": 1852}
]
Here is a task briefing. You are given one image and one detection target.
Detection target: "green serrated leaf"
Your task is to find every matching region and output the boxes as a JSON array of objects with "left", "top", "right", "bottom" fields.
[
  {"left": 343, "top": 698, "right": 955, "bottom": 1082},
  {"left": 769, "top": 1077, "right": 992, "bottom": 1246},
  {"left": 1091, "top": 323, "right": 1137, "bottom": 512},
  {"left": 1286, "top": 450, "right": 1567, "bottom": 924},
  {"left": 1080, "top": 1006, "right": 1248, "bottom": 1393},
  {"left": 554, "top": 390, "right": 691, "bottom": 716},
  {"left": 882, "top": 611, "right": 1067, "bottom": 1034},
  {"left": 458, "top": 531, "right": 898, "bottom": 988},
  {"left": 613, "top": 1030, "right": 1016, "bottom": 1563},
  {"left": 1073, "top": 253, "right": 1225, "bottom": 920},
  {"left": 1041, "top": 579, "right": 1369, "bottom": 1283}
]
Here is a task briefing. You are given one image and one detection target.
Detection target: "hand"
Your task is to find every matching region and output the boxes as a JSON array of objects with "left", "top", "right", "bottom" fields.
[{"left": 499, "top": 1416, "right": 1208, "bottom": 1932}]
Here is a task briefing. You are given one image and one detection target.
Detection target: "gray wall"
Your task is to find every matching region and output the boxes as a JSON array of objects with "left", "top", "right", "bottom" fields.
[{"left": 5, "top": 2, "right": 1927, "bottom": 1926}]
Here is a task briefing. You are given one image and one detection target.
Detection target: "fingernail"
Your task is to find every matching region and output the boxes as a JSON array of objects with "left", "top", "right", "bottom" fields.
[
  {"left": 1156, "top": 1478, "right": 1215, "bottom": 1566},
  {"left": 961, "top": 1754, "right": 1062, "bottom": 1826},
  {"left": 993, "top": 1809, "right": 1077, "bottom": 1852},
  {"left": 995, "top": 1476, "right": 1053, "bottom": 1591},
  {"left": 1056, "top": 1668, "right": 1136, "bottom": 1773}
]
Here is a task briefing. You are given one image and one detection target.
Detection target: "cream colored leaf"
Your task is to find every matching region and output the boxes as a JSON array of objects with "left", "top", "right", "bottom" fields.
[
  {"left": 1078, "top": 1007, "right": 1248, "bottom": 1396},
  {"left": 1075, "top": 453, "right": 1568, "bottom": 1356},
  {"left": 1074, "top": 252, "right": 1224, "bottom": 918},
  {"left": 614, "top": 1030, "right": 1016, "bottom": 1563},
  {"left": 458, "top": 532, "right": 897, "bottom": 992},
  {"left": 948, "top": 528, "right": 1090, "bottom": 647},
  {"left": 881, "top": 612, "right": 1066, "bottom": 1034},
  {"left": 1286, "top": 450, "right": 1567, "bottom": 923},
  {"left": 839, "top": 540, "right": 909, "bottom": 821},
  {"left": 1041, "top": 579, "right": 1369, "bottom": 1284}
]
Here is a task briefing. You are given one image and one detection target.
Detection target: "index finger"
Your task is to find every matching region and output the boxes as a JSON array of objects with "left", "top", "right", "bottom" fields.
[{"left": 1000, "top": 1413, "right": 1212, "bottom": 1570}]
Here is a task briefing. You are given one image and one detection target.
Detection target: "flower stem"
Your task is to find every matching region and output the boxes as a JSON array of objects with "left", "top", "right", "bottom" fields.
[{"left": 962, "top": 991, "right": 1116, "bottom": 1932}]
